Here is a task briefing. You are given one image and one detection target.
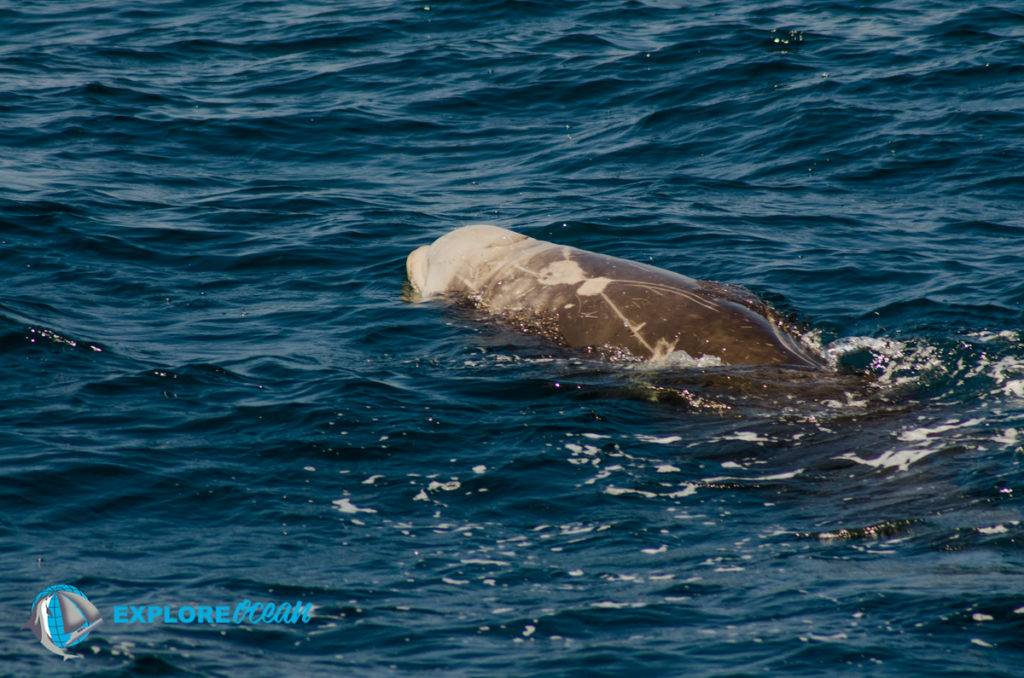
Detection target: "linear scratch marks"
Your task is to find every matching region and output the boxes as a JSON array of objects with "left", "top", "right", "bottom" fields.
[
  {"left": 616, "top": 280, "right": 719, "bottom": 312},
  {"left": 509, "top": 261, "right": 542, "bottom": 278},
  {"left": 456, "top": 273, "right": 479, "bottom": 294},
  {"left": 599, "top": 289, "right": 656, "bottom": 356},
  {"left": 494, "top": 257, "right": 695, "bottom": 357}
]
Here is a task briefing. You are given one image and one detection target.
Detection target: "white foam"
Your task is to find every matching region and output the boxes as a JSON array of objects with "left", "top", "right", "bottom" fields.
[
  {"left": 703, "top": 468, "right": 804, "bottom": 483},
  {"left": 824, "top": 336, "right": 898, "bottom": 363},
  {"left": 897, "top": 418, "right": 984, "bottom": 442},
  {"left": 635, "top": 434, "right": 682, "bottom": 444},
  {"left": 969, "top": 330, "right": 1020, "bottom": 343},
  {"left": 993, "top": 428, "right": 1019, "bottom": 445},
  {"left": 623, "top": 348, "right": 723, "bottom": 368},
  {"left": 839, "top": 448, "right": 935, "bottom": 472},
  {"left": 829, "top": 336, "right": 949, "bottom": 388},
  {"left": 822, "top": 392, "right": 869, "bottom": 409},
  {"left": 332, "top": 497, "right": 377, "bottom": 514},
  {"left": 977, "top": 521, "right": 1018, "bottom": 535},
  {"left": 803, "top": 632, "right": 848, "bottom": 642},
  {"left": 842, "top": 417, "right": 990, "bottom": 472},
  {"left": 560, "top": 524, "right": 594, "bottom": 535},
  {"left": 603, "top": 483, "right": 696, "bottom": 499},
  {"left": 427, "top": 480, "right": 461, "bottom": 492},
  {"left": 662, "top": 351, "right": 724, "bottom": 368},
  {"left": 460, "top": 558, "right": 510, "bottom": 566},
  {"left": 666, "top": 484, "right": 697, "bottom": 498},
  {"left": 566, "top": 442, "right": 601, "bottom": 455},
  {"left": 604, "top": 486, "right": 657, "bottom": 498},
  {"left": 721, "top": 431, "right": 769, "bottom": 443},
  {"left": 992, "top": 356, "right": 1024, "bottom": 398}
]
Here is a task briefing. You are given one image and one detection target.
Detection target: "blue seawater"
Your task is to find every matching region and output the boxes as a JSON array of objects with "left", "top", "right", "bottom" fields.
[{"left": 3, "top": 1, "right": 1023, "bottom": 675}]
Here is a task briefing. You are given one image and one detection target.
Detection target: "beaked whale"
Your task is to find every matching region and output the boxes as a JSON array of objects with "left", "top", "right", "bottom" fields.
[{"left": 406, "top": 225, "right": 826, "bottom": 369}]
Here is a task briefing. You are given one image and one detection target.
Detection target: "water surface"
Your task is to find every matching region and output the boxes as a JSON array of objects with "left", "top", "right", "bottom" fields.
[{"left": 2, "top": 1, "right": 1023, "bottom": 675}]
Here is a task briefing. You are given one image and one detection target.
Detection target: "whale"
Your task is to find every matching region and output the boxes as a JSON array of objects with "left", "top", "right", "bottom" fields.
[{"left": 405, "top": 225, "right": 826, "bottom": 369}]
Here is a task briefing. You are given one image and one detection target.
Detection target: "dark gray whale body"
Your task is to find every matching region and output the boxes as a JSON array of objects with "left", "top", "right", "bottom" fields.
[{"left": 406, "top": 225, "right": 826, "bottom": 369}]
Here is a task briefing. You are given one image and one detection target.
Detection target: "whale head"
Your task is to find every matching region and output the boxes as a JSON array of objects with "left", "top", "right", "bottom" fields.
[{"left": 406, "top": 225, "right": 529, "bottom": 298}]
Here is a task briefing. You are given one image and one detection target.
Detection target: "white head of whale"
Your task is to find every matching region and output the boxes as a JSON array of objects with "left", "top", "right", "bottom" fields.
[{"left": 406, "top": 224, "right": 531, "bottom": 298}]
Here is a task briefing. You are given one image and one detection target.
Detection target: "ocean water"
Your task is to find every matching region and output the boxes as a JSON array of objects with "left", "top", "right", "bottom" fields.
[{"left": 2, "top": 1, "right": 1023, "bottom": 675}]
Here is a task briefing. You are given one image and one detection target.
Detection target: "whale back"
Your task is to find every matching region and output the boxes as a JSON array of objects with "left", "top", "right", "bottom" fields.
[{"left": 407, "top": 226, "right": 825, "bottom": 368}]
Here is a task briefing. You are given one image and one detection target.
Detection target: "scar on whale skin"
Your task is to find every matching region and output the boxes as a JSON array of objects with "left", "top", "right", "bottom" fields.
[{"left": 406, "top": 225, "right": 825, "bottom": 368}]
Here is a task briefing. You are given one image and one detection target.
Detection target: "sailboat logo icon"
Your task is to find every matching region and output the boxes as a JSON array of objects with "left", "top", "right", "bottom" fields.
[{"left": 24, "top": 584, "right": 103, "bottom": 660}]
